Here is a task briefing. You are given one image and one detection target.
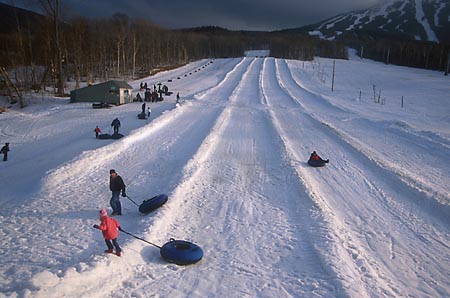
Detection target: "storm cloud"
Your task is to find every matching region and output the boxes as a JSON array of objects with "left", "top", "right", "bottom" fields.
[{"left": 3, "top": 0, "right": 381, "bottom": 31}]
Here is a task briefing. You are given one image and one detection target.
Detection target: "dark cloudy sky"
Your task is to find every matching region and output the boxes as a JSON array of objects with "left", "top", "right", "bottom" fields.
[{"left": 3, "top": 0, "right": 381, "bottom": 31}]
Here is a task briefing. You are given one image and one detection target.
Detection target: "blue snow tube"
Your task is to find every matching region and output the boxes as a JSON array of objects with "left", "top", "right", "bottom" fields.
[
  {"left": 308, "top": 159, "right": 327, "bottom": 167},
  {"left": 160, "top": 238, "right": 203, "bottom": 265},
  {"left": 138, "top": 194, "right": 168, "bottom": 214}
]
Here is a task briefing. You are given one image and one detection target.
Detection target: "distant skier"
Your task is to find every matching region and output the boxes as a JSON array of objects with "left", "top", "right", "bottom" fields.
[
  {"left": 94, "top": 126, "right": 101, "bottom": 138},
  {"left": 111, "top": 118, "right": 121, "bottom": 134},
  {"left": 1, "top": 142, "right": 10, "bottom": 161},
  {"left": 176, "top": 92, "right": 180, "bottom": 104},
  {"left": 93, "top": 208, "right": 122, "bottom": 256}
]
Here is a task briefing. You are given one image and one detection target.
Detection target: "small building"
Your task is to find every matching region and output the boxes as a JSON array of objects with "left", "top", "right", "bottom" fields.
[{"left": 70, "top": 80, "right": 133, "bottom": 105}]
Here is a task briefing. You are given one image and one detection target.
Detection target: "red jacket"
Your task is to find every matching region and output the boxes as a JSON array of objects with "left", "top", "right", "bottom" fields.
[
  {"left": 311, "top": 153, "right": 319, "bottom": 161},
  {"left": 98, "top": 216, "right": 120, "bottom": 240}
]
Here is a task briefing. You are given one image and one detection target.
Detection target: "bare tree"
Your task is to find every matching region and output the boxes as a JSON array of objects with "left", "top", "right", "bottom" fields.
[
  {"left": 0, "top": 66, "right": 25, "bottom": 107},
  {"left": 110, "top": 13, "right": 129, "bottom": 78},
  {"left": 38, "top": 0, "right": 64, "bottom": 96},
  {"left": 67, "top": 17, "right": 89, "bottom": 89}
]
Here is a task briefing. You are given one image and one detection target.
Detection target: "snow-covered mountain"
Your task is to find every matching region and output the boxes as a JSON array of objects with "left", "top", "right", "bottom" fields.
[{"left": 301, "top": 0, "right": 450, "bottom": 44}]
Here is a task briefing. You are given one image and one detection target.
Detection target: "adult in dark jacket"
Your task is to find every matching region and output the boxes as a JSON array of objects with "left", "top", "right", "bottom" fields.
[
  {"left": 1, "top": 143, "right": 10, "bottom": 161},
  {"left": 109, "top": 169, "right": 126, "bottom": 215},
  {"left": 111, "top": 118, "right": 121, "bottom": 134}
]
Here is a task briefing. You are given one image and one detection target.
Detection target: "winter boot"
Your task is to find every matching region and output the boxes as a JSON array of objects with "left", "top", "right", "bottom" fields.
[
  {"left": 104, "top": 249, "right": 113, "bottom": 254},
  {"left": 116, "top": 251, "right": 122, "bottom": 257}
]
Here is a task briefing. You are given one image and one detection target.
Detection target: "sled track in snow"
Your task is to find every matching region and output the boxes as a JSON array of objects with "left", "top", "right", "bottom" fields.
[
  {"left": 1, "top": 59, "right": 252, "bottom": 297},
  {"left": 11, "top": 57, "right": 450, "bottom": 298},
  {"left": 282, "top": 59, "right": 450, "bottom": 206},
  {"left": 268, "top": 57, "right": 450, "bottom": 297},
  {"left": 277, "top": 58, "right": 450, "bottom": 219},
  {"left": 114, "top": 57, "right": 346, "bottom": 297},
  {"left": 29, "top": 58, "right": 258, "bottom": 298}
]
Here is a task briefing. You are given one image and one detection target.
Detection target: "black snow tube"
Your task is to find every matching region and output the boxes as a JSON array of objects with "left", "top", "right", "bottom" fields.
[
  {"left": 92, "top": 102, "right": 111, "bottom": 109},
  {"left": 110, "top": 133, "right": 124, "bottom": 139},
  {"left": 308, "top": 159, "right": 327, "bottom": 167},
  {"left": 160, "top": 239, "right": 203, "bottom": 265},
  {"left": 138, "top": 194, "right": 168, "bottom": 214},
  {"left": 137, "top": 112, "right": 146, "bottom": 119},
  {"left": 98, "top": 133, "right": 111, "bottom": 139}
]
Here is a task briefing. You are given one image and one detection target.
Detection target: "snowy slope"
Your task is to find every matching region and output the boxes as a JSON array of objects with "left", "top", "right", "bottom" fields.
[
  {"left": 309, "top": 0, "right": 450, "bottom": 43},
  {"left": 0, "top": 52, "right": 450, "bottom": 298}
]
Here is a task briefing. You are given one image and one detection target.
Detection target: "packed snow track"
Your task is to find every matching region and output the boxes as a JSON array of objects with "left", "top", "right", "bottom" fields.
[{"left": 1, "top": 56, "right": 449, "bottom": 298}]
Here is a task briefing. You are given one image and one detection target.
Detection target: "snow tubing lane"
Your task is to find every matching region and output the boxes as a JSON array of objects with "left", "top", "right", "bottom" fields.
[
  {"left": 160, "top": 239, "right": 203, "bottom": 265},
  {"left": 138, "top": 194, "right": 168, "bottom": 214},
  {"left": 308, "top": 159, "right": 327, "bottom": 167}
]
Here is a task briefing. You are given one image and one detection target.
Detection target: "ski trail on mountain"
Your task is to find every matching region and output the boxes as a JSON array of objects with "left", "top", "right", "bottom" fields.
[{"left": 271, "top": 57, "right": 450, "bottom": 298}]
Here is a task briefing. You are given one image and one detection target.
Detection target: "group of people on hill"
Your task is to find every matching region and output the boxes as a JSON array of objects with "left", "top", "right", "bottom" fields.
[
  {"left": 136, "top": 82, "right": 171, "bottom": 103},
  {"left": 139, "top": 81, "right": 169, "bottom": 94},
  {"left": 90, "top": 114, "right": 131, "bottom": 256},
  {"left": 136, "top": 89, "right": 161, "bottom": 102},
  {"left": 89, "top": 89, "right": 185, "bottom": 257}
]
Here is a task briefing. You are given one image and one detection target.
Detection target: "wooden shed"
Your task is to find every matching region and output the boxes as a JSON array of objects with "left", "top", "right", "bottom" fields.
[{"left": 70, "top": 80, "right": 133, "bottom": 105}]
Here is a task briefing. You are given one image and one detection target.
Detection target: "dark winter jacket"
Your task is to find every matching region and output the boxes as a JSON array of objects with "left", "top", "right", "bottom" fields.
[
  {"left": 1, "top": 144, "right": 9, "bottom": 154},
  {"left": 111, "top": 118, "right": 121, "bottom": 128},
  {"left": 110, "top": 175, "right": 126, "bottom": 192}
]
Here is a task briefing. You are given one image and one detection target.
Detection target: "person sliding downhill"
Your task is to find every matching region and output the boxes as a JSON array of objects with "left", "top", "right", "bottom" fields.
[{"left": 309, "top": 151, "right": 329, "bottom": 163}]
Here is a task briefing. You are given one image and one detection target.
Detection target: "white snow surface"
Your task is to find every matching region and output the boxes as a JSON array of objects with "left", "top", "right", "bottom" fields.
[
  {"left": 413, "top": 0, "right": 439, "bottom": 42},
  {"left": 1, "top": 52, "right": 450, "bottom": 298},
  {"left": 316, "top": 0, "right": 442, "bottom": 42}
]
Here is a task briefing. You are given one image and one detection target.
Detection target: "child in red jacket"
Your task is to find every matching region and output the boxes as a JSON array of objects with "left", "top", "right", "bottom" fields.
[
  {"left": 93, "top": 126, "right": 101, "bottom": 138},
  {"left": 94, "top": 208, "right": 122, "bottom": 256}
]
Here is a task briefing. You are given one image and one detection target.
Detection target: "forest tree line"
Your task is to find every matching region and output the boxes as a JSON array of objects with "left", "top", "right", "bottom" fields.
[
  {"left": 1, "top": 1, "right": 447, "bottom": 106},
  {"left": 338, "top": 31, "right": 450, "bottom": 73},
  {"left": 0, "top": 3, "right": 346, "bottom": 102}
]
